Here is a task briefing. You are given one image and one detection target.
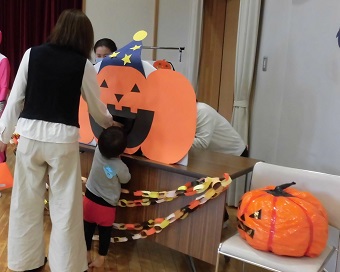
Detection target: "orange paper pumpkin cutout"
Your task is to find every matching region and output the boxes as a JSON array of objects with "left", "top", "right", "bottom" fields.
[
  {"left": 0, "top": 162, "right": 13, "bottom": 190},
  {"left": 79, "top": 30, "right": 196, "bottom": 164},
  {"left": 79, "top": 66, "right": 196, "bottom": 164},
  {"left": 237, "top": 182, "right": 328, "bottom": 257},
  {"left": 153, "top": 59, "right": 173, "bottom": 70}
]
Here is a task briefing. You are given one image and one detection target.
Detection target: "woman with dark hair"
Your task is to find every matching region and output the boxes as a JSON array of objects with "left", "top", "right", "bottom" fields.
[
  {"left": 0, "top": 9, "right": 118, "bottom": 272},
  {"left": 93, "top": 38, "right": 117, "bottom": 64}
]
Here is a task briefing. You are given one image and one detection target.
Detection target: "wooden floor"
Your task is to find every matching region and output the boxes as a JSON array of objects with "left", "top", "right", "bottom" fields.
[{"left": 0, "top": 145, "right": 266, "bottom": 272}]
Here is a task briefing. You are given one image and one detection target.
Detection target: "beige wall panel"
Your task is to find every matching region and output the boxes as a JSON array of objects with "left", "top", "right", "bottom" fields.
[
  {"left": 218, "top": 0, "right": 240, "bottom": 121},
  {"left": 197, "top": 0, "right": 227, "bottom": 109}
]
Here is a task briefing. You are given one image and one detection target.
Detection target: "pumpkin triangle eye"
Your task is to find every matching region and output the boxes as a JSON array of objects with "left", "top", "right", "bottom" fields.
[
  {"left": 240, "top": 214, "right": 245, "bottom": 221},
  {"left": 249, "top": 209, "right": 262, "bottom": 219},
  {"left": 100, "top": 80, "right": 108, "bottom": 88},
  {"left": 131, "top": 84, "right": 140, "bottom": 93}
]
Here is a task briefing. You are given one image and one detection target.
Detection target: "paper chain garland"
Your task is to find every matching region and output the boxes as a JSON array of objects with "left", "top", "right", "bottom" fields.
[
  {"left": 118, "top": 176, "right": 223, "bottom": 207},
  {"left": 92, "top": 174, "right": 232, "bottom": 243},
  {"left": 10, "top": 133, "right": 232, "bottom": 243}
]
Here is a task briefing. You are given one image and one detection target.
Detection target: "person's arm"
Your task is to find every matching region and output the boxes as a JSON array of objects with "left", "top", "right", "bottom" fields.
[
  {"left": 116, "top": 162, "right": 131, "bottom": 184},
  {"left": 81, "top": 60, "right": 117, "bottom": 129},
  {"left": 192, "top": 105, "right": 216, "bottom": 149},
  {"left": 0, "top": 141, "right": 6, "bottom": 152},
  {"left": 0, "top": 49, "right": 29, "bottom": 145},
  {"left": 0, "top": 57, "right": 10, "bottom": 101}
]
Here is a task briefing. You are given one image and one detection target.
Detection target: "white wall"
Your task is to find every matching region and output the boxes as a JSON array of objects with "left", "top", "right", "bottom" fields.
[
  {"left": 84, "top": 0, "right": 202, "bottom": 87},
  {"left": 251, "top": 0, "right": 340, "bottom": 175},
  {"left": 250, "top": 1, "right": 340, "bottom": 271},
  {"left": 85, "top": 0, "right": 156, "bottom": 61},
  {"left": 157, "top": 0, "right": 202, "bottom": 90}
]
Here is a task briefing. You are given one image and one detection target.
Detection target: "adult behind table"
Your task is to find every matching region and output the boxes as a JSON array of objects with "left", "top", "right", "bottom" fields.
[
  {"left": 191, "top": 101, "right": 248, "bottom": 227},
  {"left": 192, "top": 102, "right": 248, "bottom": 157},
  {"left": 93, "top": 38, "right": 117, "bottom": 64},
  {"left": 0, "top": 9, "right": 120, "bottom": 272}
]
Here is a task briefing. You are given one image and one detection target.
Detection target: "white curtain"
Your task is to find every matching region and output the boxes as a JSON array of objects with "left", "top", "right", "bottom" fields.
[{"left": 227, "top": 0, "right": 261, "bottom": 206}]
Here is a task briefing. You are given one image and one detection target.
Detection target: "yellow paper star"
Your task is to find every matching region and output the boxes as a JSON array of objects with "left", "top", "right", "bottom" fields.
[
  {"left": 121, "top": 54, "right": 132, "bottom": 65},
  {"left": 130, "top": 45, "right": 141, "bottom": 51},
  {"left": 110, "top": 51, "right": 120, "bottom": 58}
]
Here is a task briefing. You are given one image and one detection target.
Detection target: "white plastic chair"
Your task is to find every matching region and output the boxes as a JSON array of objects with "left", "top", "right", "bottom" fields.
[{"left": 215, "top": 162, "right": 340, "bottom": 272}]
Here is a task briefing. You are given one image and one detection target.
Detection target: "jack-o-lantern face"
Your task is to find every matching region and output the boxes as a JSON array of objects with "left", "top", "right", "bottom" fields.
[
  {"left": 79, "top": 65, "right": 197, "bottom": 164},
  {"left": 153, "top": 59, "right": 173, "bottom": 70},
  {"left": 90, "top": 66, "right": 155, "bottom": 151},
  {"left": 237, "top": 182, "right": 328, "bottom": 257}
]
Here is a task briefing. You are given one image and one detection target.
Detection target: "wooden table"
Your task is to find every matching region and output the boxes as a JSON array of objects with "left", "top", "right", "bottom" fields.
[{"left": 79, "top": 145, "right": 260, "bottom": 265}]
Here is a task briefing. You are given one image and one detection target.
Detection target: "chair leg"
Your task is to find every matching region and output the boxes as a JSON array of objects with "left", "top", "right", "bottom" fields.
[
  {"left": 215, "top": 253, "right": 220, "bottom": 272},
  {"left": 242, "top": 261, "right": 245, "bottom": 272},
  {"left": 244, "top": 173, "right": 250, "bottom": 193}
]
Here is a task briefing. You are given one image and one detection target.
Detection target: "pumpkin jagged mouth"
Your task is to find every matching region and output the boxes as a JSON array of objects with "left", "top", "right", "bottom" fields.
[
  {"left": 90, "top": 104, "right": 154, "bottom": 149},
  {"left": 237, "top": 219, "right": 255, "bottom": 238}
]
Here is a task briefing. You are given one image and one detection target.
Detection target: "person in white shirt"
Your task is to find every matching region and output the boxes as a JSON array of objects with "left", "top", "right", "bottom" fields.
[
  {"left": 192, "top": 102, "right": 248, "bottom": 157},
  {"left": 93, "top": 38, "right": 117, "bottom": 64},
  {"left": 0, "top": 9, "right": 120, "bottom": 272},
  {"left": 191, "top": 102, "right": 248, "bottom": 228}
]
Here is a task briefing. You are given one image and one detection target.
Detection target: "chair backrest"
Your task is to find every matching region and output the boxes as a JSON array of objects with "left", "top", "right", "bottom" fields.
[{"left": 251, "top": 162, "right": 340, "bottom": 229}]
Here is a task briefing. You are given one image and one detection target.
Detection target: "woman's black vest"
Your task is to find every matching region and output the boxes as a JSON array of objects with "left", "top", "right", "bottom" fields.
[{"left": 20, "top": 43, "right": 87, "bottom": 127}]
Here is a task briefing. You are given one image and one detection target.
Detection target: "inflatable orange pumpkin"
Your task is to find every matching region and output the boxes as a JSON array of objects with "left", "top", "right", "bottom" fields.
[{"left": 237, "top": 182, "right": 328, "bottom": 257}]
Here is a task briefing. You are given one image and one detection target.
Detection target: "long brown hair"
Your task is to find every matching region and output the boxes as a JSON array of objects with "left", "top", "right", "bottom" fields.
[{"left": 49, "top": 9, "right": 94, "bottom": 59}]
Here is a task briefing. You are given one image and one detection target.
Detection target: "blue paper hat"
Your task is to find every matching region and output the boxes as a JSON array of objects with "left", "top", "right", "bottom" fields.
[{"left": 99, "top": 30, "right": 147, "bottom": 77}]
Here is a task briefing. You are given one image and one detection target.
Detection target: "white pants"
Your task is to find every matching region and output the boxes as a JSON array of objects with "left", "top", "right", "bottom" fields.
[{"left": 8, "top": 137, "right": 87, "bottom": 272}]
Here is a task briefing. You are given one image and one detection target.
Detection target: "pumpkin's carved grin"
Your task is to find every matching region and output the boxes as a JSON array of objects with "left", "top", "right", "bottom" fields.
[
  {"left": 89, "top": 104, "right": 154, "bottom": 149},
  {"left": 237, "top": 220, "right": 255, "bottom": 238},
  {"left": 237, "top": 210, "right": 261, "bottom": 239}
]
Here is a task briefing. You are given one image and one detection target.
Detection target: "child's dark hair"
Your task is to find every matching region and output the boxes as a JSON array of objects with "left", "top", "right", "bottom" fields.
[
  {"left": 94, "top": 38, "right": 117, "bottom": 53},
  {"left": 98, "top": 126, "right": 127, "bottom": 159}
]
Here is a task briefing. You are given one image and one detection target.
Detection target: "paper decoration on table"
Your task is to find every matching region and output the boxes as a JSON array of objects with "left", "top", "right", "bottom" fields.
[
  {"left": 79, "top": 30, "right": 197, "bottom": 164},
  {"left": 91, "top": 173, "right": 232, "bottom": 243}
]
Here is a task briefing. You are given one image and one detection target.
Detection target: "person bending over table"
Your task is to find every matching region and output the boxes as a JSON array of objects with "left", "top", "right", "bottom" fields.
[
  {"left": 192, "top": 102, "right": 248, "bottom": 157},
  {"left": 191, "top": 101, "right": 248, "bottom": 226}
]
